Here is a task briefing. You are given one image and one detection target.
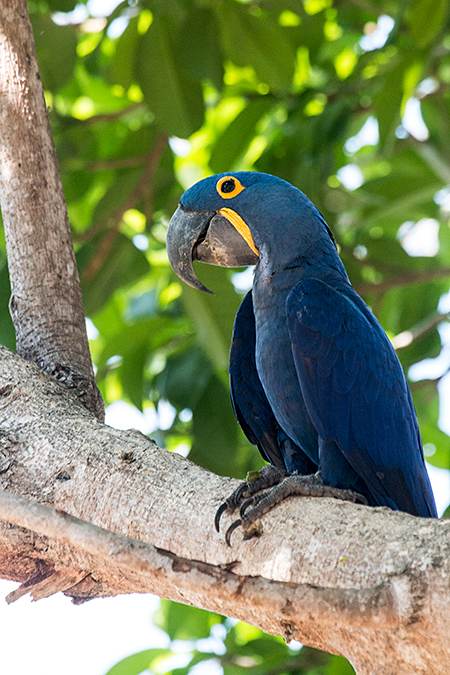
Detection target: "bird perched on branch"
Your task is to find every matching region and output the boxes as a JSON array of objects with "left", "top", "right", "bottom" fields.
[{"left": 166, "top": 171, "right": 437, "bottom": 544}]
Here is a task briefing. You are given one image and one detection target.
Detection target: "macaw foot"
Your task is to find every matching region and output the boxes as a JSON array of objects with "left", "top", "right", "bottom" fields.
[
  {"left": 215, "top": 464, "right": 287, "bottom": 534},
  {"left": 221, "top": 471, "right": 368, "bottom": 546}
]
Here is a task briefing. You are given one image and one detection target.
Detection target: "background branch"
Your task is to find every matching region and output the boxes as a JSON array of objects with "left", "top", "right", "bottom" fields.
[
  {"left": 355, "top": 267, "right": 450, "bottom": 297},
  {"left": 78, "top": 133, "right": 167, "bottom": 261},
  {"left": 86, "top": 155, "right": 150, "bottom": 171}
]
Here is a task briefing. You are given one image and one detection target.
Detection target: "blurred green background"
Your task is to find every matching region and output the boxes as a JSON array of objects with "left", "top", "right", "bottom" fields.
[{"left": 2, "top": 0, "right": 450, "bottom": 672}]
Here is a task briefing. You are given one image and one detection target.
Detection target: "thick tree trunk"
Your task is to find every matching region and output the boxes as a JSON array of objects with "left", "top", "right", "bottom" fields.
[
  {"left": 0, "top": 0, "right": 103, "bottom": 419},
  {"left": 0, "top": 344, "right": 449, "bottom": 675}
]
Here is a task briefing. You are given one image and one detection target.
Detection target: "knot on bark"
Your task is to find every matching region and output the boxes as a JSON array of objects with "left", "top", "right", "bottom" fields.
[{"left": 50, "top": 364, "right": 104, "bottom": 421}]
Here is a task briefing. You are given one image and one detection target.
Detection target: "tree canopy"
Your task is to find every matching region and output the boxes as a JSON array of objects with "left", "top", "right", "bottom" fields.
[{"left": 2, "top": 0, "right": 450, "bottom": 672}]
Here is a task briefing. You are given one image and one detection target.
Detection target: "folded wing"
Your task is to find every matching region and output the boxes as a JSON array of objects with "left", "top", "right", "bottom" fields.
[{"left": 286, "top": 278, "right": 437, "bottom": 518}]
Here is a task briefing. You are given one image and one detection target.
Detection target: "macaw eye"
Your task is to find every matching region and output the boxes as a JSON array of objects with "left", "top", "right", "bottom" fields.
[
  {"left": 221, "top": 179, "right": 236, "bottom": 193},
  {"left": 216, "top": 176, "right": 245, "bottom": 199}
]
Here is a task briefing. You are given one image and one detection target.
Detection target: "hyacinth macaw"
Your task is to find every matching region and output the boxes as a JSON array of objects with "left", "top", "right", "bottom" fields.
[{"left": 166, "top": 171, "right": 437, "bottom": 544}]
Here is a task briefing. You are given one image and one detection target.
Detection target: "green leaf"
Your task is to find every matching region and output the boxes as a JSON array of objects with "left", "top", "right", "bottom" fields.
[
  {"left": 210, "top": 96, "right": 274, "bottom": 173},
  {"left": 127, "top": 289, "right": 158, "bottom": 321},
  {"left": 76, "top": 66, "right": 131, "bottom": 114},
  {"left": 89, "top": 124, "right": 159, "bottom": 174},
  {"left": 222, "top": 665, "right": 254, "bottom": 675},
  {"left": 181, "top": 266, "right": 242, "bottom": 376},
  {"left": 190, "top": 375, "right": 239, "bottom": 476},
  {"left": 32, "top": 16, "right": 77, "bottom": 92},
  {"left": 232, "top": 636, "right": 290, "bottom": 664},
  {"left": 111, "top": 17, "right": 140, "bottom": 89},
  {"left": 216, "top": 2, "right": 296, "bottom": 92},
  {"left": 178, "top": 8, "right": 224, "bottom": 89},
  {"left": 328, "top": 654, "right": 356, "bottom": 674},
  {"left": 157, "top": 345, "right": 213, "bottom": 410},
  {"left": 170, "top": 652, "right": 220, "bottom": 675},
  {"left": 78, "top": 232, "right": 150, "bottom": 316},
  {"left": 373, "top": 59, "right": 407, "bottom": 148},
  {"left": 96, "top": 314, "right": 187, "bottom": 408},
  {"left": 379, "top": 281, "right": 445, "bottom": 339},
  {"left": 136, "top": 15, "right": 204, "bottom": 137},
  {"left": 402, "top": 61, "right": 424, "bottom": 110},
  {"left": 410, "top": 382, "right": 450, "bottom": 470},
  {"left": 153, "top": 599, "right": 223, "bottom": 641},
  {"left": 117, "top": 334, "right": 148, "bottom": 410},
  {"left": 105, "top": 649, "right": 172, "bottom": 675},
  {"left": 359, "top": 149, "right": 442, "bottom": 229},
  {"left": 406, "top": 0, "right": 449, "bottom": 47},
  {"left": 91, "top": 169, "right": 141, "bottom": 224},
  {"left": 45, "top": 0, "right": 79, "bottom": 10}
]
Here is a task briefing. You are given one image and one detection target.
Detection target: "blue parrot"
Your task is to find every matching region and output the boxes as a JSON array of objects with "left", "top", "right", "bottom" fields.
[{"left": 166, "top": 171, "right": 437, "bottom": 543}]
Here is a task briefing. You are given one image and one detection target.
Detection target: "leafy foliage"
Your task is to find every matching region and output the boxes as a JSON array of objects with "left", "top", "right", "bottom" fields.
[
  {"left": 3, "top": 0, "right": 450, "bottom": 671},
  {"left": 105, "top": 605, "right": 355, "bottom": 675}
]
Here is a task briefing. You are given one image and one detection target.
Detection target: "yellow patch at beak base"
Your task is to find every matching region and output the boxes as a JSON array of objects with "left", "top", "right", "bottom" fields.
[{"left": 218, "top": 207, "right": 259, "bottom": 257}]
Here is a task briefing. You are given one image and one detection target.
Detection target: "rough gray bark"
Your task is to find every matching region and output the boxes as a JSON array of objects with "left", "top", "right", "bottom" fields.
[
  {"left": 0, "top": 344, "right": 449, "bottom": 675},
  {"left": 0, "top": 0, "right": 103, "bottom": 419}
]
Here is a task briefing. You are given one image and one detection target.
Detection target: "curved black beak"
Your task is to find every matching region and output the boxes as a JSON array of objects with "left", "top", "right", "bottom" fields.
[
  {"left": 166, "top": 206, "right": 259, "bottom": 293},
  {"left": 166, "top": 206, "right": 214, "bottom": 293}
]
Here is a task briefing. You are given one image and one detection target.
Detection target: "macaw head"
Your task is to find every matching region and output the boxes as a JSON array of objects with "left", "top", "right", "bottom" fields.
[{"left": 166, "top": 171, "right": 337, "bottom": 293}]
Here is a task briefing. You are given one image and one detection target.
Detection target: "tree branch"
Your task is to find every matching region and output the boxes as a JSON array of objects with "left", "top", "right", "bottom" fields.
[
  {"left": 86, "top": 155, "right": 150, "bottom": 171},
  {"left": 0, "top": 486, "right": 403, "bottom": 631},
  {"left": 0, "top": 344, "right": 449, "bottom": 674},
  {"left": 355, "top": 266, "right": 450, "bottom": 297},
  {"left": 73, "top": 102, "right": 144, "bottom": 126},
  {"left": 78, "top": 133, "right": 167, "bottom": 260},
  {"left": 392, "top": 310, "right": 449, "bottom": 349},
  {"left": 0, "top": 0, "right": 103, "bottom": 419}
]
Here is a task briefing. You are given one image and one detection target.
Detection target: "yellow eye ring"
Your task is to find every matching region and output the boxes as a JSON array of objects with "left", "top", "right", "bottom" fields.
[{"left": 216, "top": 176, "right": 245, "bottom": 199}]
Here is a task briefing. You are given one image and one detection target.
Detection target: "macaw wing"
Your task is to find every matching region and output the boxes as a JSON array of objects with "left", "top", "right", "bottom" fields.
[
  {"left": 229, "top": 291, "right": 285, "bottom": 469},
  {"left": 231, "top": 289, "right": 315, "bottom": 475},
  {"left": 286, "top": 278, "right": 437, "bottom": 518}
]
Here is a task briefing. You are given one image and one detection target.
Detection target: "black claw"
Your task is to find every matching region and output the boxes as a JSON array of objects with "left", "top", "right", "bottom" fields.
[
  {"left": 239, "top": 496, "right": 255, "bottom": 518},
  {"left": 235, "top": 483, "right": 249, "bottom": 502},
  {"left": 215, "top": 501, "right": 228, "bottom": 532},
  {"left": 356, "top": 493, "right": 369, "bottom": 506},
  {"left": 225, "top": 518, "right": 242, "bottom": 547}
]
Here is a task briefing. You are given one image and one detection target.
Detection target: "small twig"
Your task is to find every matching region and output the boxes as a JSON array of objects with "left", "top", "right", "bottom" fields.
[
  {"left": 81, "top": 224, "right": 121, "bottom": 283},
  {"left": 410, "top": 141, "right": 450, "bottom": 184},
  {"left": 410, "top": 366, "right": 450, "bottom": 391},
  {"left": 80, "top": 134, "right": 167, "bottom": 281},
  {"left": 78, "top": 134, "right": 167, "bottom": 244},
  {"left": 86, "top": 155, "right": 149, "bottom": 171},
  {"left": 393, "top": 311, "right": 450, "bottom": 350},
  {"left": 355, "top": 267, "right": 450, "bottom": 297},
  {"left": 72, "top": 102, "right": 144, "bottom": 126}
]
